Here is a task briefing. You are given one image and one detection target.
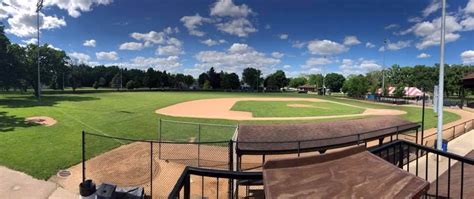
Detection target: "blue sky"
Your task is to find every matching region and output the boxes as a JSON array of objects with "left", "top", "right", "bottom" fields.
[{"left": 1, "top": 0, "right": 473, "bottom": 77}]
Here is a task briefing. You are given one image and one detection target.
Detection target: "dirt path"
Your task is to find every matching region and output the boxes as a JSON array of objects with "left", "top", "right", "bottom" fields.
[{"left": 156, "top": 97, "right": 405, "bottom": 121}]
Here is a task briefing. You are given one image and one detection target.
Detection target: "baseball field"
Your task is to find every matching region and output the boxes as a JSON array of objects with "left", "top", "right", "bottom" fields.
[{"left": 0, "top": 91, "right": 460, "bottom": 180}]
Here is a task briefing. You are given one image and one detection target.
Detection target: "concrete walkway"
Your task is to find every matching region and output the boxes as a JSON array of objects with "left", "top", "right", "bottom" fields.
[
  {"left": 405, "top": 129, "right": 474, "bottom": 183},
  {"left": 0, "top": 166, "right": 77, "bottom": 199}
]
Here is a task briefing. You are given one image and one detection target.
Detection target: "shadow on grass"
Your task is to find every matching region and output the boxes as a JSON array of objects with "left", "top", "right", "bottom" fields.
[
  {"left": 0, "top": 112, "right": 38, "bottom": 132},
  {"left": 0, "top": 95, "right": 99, "bottom": 108}
]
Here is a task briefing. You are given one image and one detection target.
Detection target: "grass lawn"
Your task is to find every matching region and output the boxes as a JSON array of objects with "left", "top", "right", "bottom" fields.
[
  {"left": 231, "top": 101, "right": 364, "bottom": 117},
  {"left": 0, "top": 91, "right": 461, "bottom": 179}
]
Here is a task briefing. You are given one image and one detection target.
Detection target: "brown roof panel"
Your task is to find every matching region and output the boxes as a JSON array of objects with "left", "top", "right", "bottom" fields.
[
  {"left": 237, "top": 116, "right": 419, "bottom": 154},
  {"left": 263, "top": 146, "right": 429, "bottom": 198}
]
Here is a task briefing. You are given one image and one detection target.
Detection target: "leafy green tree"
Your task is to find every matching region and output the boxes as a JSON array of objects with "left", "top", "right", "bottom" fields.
[
  {"left": 307, "top": 74, "right": 323, "bottom": 87},
  {"left": 203, "top": 80, "right": 211, "bottom": 90},
  {"left": 184, "top": 75, "right": 195, "bottom": 88},
  {"left": 221, "top": 72, "right": 240, "bottom": 90},
  {"left": 324, "top": 73, "right": 345, "bottom": 92},
  {"left": 110, "top": 73, "right": 121, "bottom": 90},
  {"left": 393, "top": 84, "right": 406, "bottom": 98},
  {"left": 242, "top": 67, "right": 262, "bottom": 90},
  {"left": 198, "top": 73, "right": 209, "bottom": 88},
  {"left": 289, "top": 77, "right": 307, "bottom": 88},
  {"left": 208, "top": 67, "right": 221, "bottom": 89},
  {"left": 264, "top": 70, "right": 288, "bottom": 90},
  {"left": 126, "top": 80, "right": 135, "bottom": 90},
  {"left": 342, "top": 75, "right": 369, "bottom": 98}
]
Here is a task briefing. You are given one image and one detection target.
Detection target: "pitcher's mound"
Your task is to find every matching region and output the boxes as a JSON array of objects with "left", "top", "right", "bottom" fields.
[{"left": 25, "top": 116, "right": 57, "bottom": 126}]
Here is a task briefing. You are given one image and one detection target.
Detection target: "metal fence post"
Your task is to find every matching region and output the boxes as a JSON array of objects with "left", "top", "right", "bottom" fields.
[
  {"left": 228, "top": 140, "right": 233, "bottom": 199},
  {"left": 82, "top": 130, "right": 86, "bottom": 183},
  {"left": 198, "top": 124, "right": 201, "bottom": 167},
  {"left": 150, "top": 141, "right": 153, "bottom": 198},
  {"left": 297, "top": 141, "right": 301, "bottom": 157},
  {"left": 158, "top": 119, "right": 162, "bottom": 160},
  {"left": 421, "top": 92, "right": 425, "bottom": 145}
]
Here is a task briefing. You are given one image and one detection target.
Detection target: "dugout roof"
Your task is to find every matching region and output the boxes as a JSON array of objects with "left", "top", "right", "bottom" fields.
[
  {"left": 236, "top": 116, "right": 419, "bottom": 154},
  {"left": 262, "top": 146, "right": 429, "bottom": 198}
]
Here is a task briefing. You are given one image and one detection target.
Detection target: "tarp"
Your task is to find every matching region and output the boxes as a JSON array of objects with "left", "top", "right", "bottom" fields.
[
  {"left": 263, "top": 146, "right": 429, "bottom": 198},
  {"left": 377, "top": 86, "right": 424, "bottom": 97}
]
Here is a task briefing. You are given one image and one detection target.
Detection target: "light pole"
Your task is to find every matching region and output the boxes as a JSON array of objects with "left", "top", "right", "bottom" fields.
[
  {"left": 436, "top": 0, "right": 447, "bottom": 151},
  {"left": 36, "top": 0, "right": 44, "bottom": 100},
  {"left": 322, "top": 56, "right": 326, "bottom": 95},
  {"left": 382, "top": 39, "right": 387, "bottom": 95}
]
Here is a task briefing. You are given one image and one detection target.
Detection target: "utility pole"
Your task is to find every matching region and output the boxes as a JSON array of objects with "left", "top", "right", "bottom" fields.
[
  {"left": 120, "top": 59, "right": 123, "bottom": 90},
  {"left": 436, "top": 0, "right": 447, "bottom": 151},
  {"left": 382, "top": 39, "right": 387, "bottom": 95},
  {"left": 322, "top": 56, "right": 326, "bottom": 95},
  {"left": 36, "top": 0, "right": 44, "bottom": 100}
]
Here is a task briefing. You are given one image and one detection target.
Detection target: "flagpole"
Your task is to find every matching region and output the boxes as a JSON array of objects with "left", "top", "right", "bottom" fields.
[{"left": 436, "top": 0, "right": 447, "bottom": 150}]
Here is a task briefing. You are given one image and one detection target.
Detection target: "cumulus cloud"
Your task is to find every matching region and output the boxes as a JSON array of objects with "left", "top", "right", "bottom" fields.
[
  {"left": 0, "top": 0, "right": 111, "bottom": 38},
  {"left": 417, "top": 53, "right": 431, "bottom": 58},
  {"left": 379, "top": 40, "right": 411, "bottom": 51},
  {"left": 466, "top": 0, "right": 474, "bottom": 14},
  {"left": 215, "top": 18, "right": 257, "bottom": 37},
  {"left": 22, "top": 38, "right": 38, "bottom": 44},
  {"left": 210, "top": 0, "right": 253, "bottom": 18},
  {"left": 96, "top": 51, "right": 118, "bottom": 61},
  {"left": 307, "top": 39, "right": 348, "bottom": 55},
  {"left": 422, "top": 0, "right": 441, "bottom": 17},
  {"left": 180, "top": 14, "right": 212, "bottom": 37},
  {"left": 200, "top": 38, "right": 226, "bottom": 46},
  {"left": 127, "top": 27, "right": 182, "bottom": 49},
  {"left": 193, "top": 43, "right": 280, "bottom": 74},
  {"left": 119, "top": 42, "right": 144, "bottom": 50},
  {"left": 461, "top": 50, "right": 474, "bottom": 64},
  {"left": 83, "top": 39, "right": 96, "bottom": 47},
  {"left": 343, "top": 36, "right": 361, "bottom": 46},
  {"left": 365, "top": 42, "right": 375, "bottom": 48},
  {"left": 283, "top": 64, "right": 291, "bottom": 69},
  {"left": 279, "top": 34, "right": 288, "bottom": 40},
  {"left": 400, "top": 16, "right": 462, "bottom": 49},
  {"left": 339, "top": 58, "right": 381, "bottom": 76},
  {"left": 301, "top": 57, "right": 332, "bottom": 69},
  {"left": 156, "top": 45, "right": 183, "bottom": 56},
  {"left": 461, "top": 17, "right": 474, "bottom": 31},
  {"left": 69, "top": 52, "right": 91, "bottom": 64},
  {"left": 384, "top": 24, "right": 400, "bottom": 30},
  {"left": 128, "top": 56, "right": 181, "bottom": 70},
  {"left": 291, "top": 40, "right": 306, "bottom": 49},
  {"left": 271, "top": 52, "right": 284, "bottom": 59}
]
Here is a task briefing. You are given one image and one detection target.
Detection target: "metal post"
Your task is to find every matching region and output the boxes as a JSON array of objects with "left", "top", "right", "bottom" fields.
[
  {"left": 158, "top": 119, "right": 162, "bottom": 159},
  {"left": 198, "top": 124, "right": 201, "bottom": 167},
  {"left": 36, "top": 0, "right": 43, "bottom": 101},
  {"left": 228, "top": 140, "right": 233, "bottom": 199},
  {"left": 184, "top": 175, "right": 190, "bottom": 199},
  {"left": 421, "top": 92, "right": 426, "bottom": 145},
  {"left": 82, "top": 130, "right": 86, "bottom": 182},
  {"left": 436, "top": 0, "right": 447, "bottom": 150},
  {"left": 150, "top": 142, "right": 153, "bottom": 197},
  {"left": 382, "top": 39, "right": 387, "bottom": 95}
]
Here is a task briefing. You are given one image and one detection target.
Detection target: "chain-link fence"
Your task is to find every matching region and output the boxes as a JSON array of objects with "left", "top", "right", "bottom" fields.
[{"left": 82, "top": 120, "right": 237, "bottom": 199}]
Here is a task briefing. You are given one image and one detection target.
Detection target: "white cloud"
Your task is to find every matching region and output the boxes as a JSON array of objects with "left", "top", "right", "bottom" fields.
[
  {"left": 210, "top": 0, "right": 253, "bottom": 18},
  {"left": 302, "top": 57, "right": 332, "bottom": 69},
  {"left": 69, "top": 52, "right": 91, "bottom": 64},
  {"left": 0, "top": 0, "right": 111, "bottom": 38},
  {"left": 22, "top": 38, "right": 37, "bottom": 44},
  {"left": 291, "top": 40, "right": 306, "bottom": 48},
  {"left": 343, "top": 36, "right": 361, "bottom": 46},
  {"left": 128, "top": 27, "right": 180, "bottom": 48},
  {"left": 119, "top": 42, "right": 144, "bottom": 50},
  {"left": 339, "top": 58, "right": 381, "bottom": 76},
  {"left": 96, "top": 51, "right": 119, "bottom": 61},
  {"left": 384, "top": 24, "right": 399, "bottom": 30},
  {"left": 156, "top": 45, "right": 183, "bottom": 56},
  {"left": 271, "top": 52, "right": 284, "bottom": 59},
  {"left": 401, "top": 16, "right": 462, "bottom": 49},
  {"left": 408, "top": 17, "right": 423, "bottom": 23},
  {"left": 422, "top": 0, "right": 441, "bottom": 17},
  {"left": 417, "top": 53, "right": 431, "bottom": 58},
  {"left": 215, "top": 18, "right": 257, "bottom": 37},
  {"left": 83, "top": 39, "right": 96, "bottom": 47},
  {"left": 180, "top": 14, "right": 212, "bottom": 37},
  {"left": 365, "top": 42, "right": 375, "bottom": 48},
  {"left": 461, "top": 50, "right": 474, "bottom": 64},
  {"left": 307, "top": 39, "right": 348, "bottom": 55},
  {"left": 194, "top": 43, "right": 280, "bottom": 74},
  {"left": 129, "top": 56, "right": 181, "bottom": 70},
  {"left": 48, "top": 44, "right": 61, "bottom": 51},
  {"left": 45, "top": 0, "right": 113, "bottom": 18},
  {"left": 461, "top": 17, "right": 474, "bottom": 31},
  {"left": 200, "top": 38, "right": 226, "bottom": 46},
  {"left": 379, "top": 40, "right": 411, "bottom": 51},
  {"left": 283, "top": 64, "right": 291, "bottom": 69},
  {"left": 279, "top": 34, "right": 288, "bottom": 40},
  {"left": 466, "top": 0, "right": 474, "bottom": 14}
]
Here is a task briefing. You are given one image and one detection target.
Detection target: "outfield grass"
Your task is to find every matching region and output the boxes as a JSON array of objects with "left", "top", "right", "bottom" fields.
[
  {"left": 231, "top": 101, "right": 364, "bottom": 117},
  {"left": 0, "top": 91, "right": 460, "bottom": 179}
]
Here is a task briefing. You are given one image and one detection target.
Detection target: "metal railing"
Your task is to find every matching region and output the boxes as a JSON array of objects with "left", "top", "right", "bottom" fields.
[
  {"left": 404, "top": 119, "right": 474, "bottom": 148},
  {"left": 370, "top": 140, "right": 474, "bottom": 198},
  {"left": 169, "top": 140, "right": 473, "bottom": 199},
  {"left": 168, "top": 167, "right": 262, "bottom": 199}
]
